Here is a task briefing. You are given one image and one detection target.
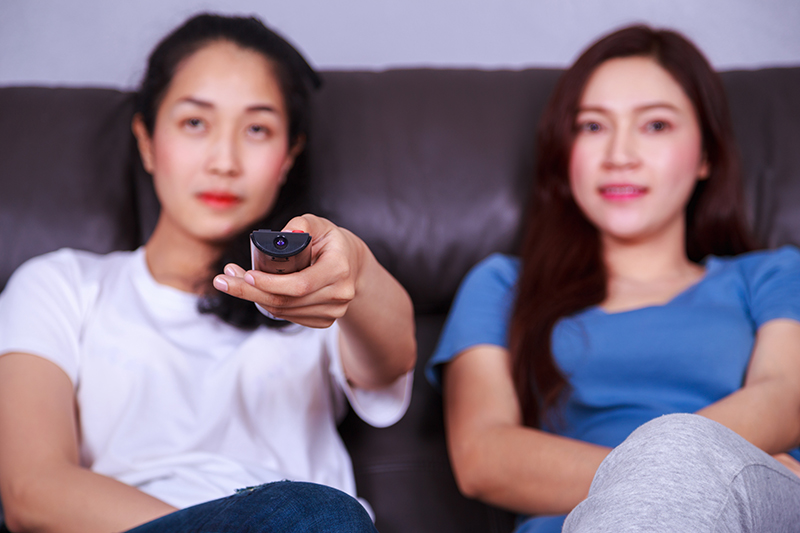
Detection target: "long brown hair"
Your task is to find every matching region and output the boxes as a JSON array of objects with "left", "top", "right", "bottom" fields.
[{"left": 510, "top": 25, "right": 757, "bottom": 428}]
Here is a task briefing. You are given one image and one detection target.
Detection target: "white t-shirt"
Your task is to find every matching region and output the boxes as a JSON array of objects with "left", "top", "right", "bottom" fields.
[{"left": 0, "top": 248, "right": 412, "bottom": 510}]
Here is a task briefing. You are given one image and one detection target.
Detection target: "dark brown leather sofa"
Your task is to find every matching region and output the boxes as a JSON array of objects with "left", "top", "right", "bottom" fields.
[{"left": 1, "top": 66, "right": 799, "bottom": 532}]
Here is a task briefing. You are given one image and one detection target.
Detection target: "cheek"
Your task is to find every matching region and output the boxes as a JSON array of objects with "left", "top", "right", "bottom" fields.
[
  {"left": 638, "top": 136, "right": 704, "bottom": 225},
  {"left": 150, "top": 134, "right": 202, "bottom": 191},
  {"left": 259, "top": 149, "right": 291, "bottom": 181},
  {"left": 243, "top": 146, "right": 292, "bottom": 203},
  {"left": 650, "top": 134, "right": 706, "bottom": 190},
  {"left": 568, "top": 140, "right": 596, "bottom": 210}
]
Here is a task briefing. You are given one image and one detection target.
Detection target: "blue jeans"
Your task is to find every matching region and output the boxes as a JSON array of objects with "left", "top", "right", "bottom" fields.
[{"left": 124, "top": 481, "right": 377, "bottom": 533}]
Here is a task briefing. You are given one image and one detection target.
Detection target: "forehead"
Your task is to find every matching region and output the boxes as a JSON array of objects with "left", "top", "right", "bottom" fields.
[
  {"left": 161, "top": 40, "right": 285, "bottom": 111},
  {"left": 579, "top": 56, "right": 694, "bottom": 112}
]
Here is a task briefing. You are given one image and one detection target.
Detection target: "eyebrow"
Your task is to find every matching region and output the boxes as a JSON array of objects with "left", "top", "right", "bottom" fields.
[
  {"left": 175, "top": 97, "right": 279, "bottom": 114},
  {"left": 577, "top": 102, "right": 681, "bottom": 114}
]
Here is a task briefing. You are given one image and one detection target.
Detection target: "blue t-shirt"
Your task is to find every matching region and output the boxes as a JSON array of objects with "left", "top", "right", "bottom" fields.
[{"left": 426, "top": 246, "right": 800, "bottom": 533}]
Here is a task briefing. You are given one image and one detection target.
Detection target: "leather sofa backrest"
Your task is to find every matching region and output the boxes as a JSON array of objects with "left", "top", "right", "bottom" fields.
[
  {"left": 0, "top": 88, "right": 141, "bottom": 291},
  {"left": 3, "top": 68, "right": 800, "bottom": 297}
]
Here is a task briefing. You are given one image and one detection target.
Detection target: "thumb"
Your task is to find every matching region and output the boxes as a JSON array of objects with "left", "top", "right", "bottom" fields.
[{"left": 282, "top": 214, "right": 334, "bottom": 241}]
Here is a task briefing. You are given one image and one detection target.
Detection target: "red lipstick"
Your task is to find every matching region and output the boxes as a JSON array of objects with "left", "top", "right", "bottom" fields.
[{"left": 197, "top": 191, "right": 242, "bottom": 209}]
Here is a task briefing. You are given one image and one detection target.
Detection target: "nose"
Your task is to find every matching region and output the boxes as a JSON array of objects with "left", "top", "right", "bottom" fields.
[
  {"left": 603, "top": 123, "right": 640, "bottom": 170},
  {"left": 207, "top": 127, "right": 242, "bottom": 177}
]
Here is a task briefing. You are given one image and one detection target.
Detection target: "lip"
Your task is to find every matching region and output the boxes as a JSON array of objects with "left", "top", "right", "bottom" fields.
[
  {"left": 197, "top": 191, "right": 243, "bottom": 209},
  {"left": 598, "top": 184, "right": 648, "bottom": 200}
]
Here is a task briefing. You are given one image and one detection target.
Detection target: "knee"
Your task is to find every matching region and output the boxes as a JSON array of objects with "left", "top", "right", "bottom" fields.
[
  {"left": 245, "top": 481, "right": 375, "bottom": 532},
  {"left": 599, "top": 414, "right": 766, "bottom": 489},
  {"left": 627, "top": 413, "right": 755, "bottom": 461},
  {"left": 257, "top": 481, "right": 361, "bottom": 510},
  {"left": 628, "top": 413, "right": 720, "bottom": 450}
]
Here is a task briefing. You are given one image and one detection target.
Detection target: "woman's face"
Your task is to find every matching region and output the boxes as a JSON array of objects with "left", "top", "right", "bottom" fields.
[
  {"left": 568, "top": 56, "right": 709, "bottom": 246},
  {"left": 134, "top": 40, "right": 299, "bottom": 244}
]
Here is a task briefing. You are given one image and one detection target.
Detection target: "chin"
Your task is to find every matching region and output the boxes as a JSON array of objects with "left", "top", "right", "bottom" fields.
[
  {"left": 598, "top": 223, "right": 651, "bottom": 243},
  {"left": 192, "top": 223, "right": 244, "bottom": 245}
]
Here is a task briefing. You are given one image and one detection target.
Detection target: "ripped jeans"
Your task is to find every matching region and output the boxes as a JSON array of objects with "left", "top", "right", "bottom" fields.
[{"left": 124, "top": 481, "right": 377, "bottom": 533}]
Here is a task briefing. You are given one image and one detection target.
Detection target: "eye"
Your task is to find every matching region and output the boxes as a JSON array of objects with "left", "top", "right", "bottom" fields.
[
  {"left": 182, "top": 117, "right": 206, "bottom": 131},
  {"left": 645, "top": 120, "right": 670, "bottom": 133},
  {"left": 247, "top": 124, "right": 272, "bottom": 139},
  {"left": 578, "top": 121, "right": 603, "bottom": 133}
]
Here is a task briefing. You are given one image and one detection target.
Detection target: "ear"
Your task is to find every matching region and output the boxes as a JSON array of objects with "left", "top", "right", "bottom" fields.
[
  {"left": 132, "top": 114, "right": 155, "bottom": 174},
  {"left": 697, "top": 152, "right": 710, "bottom": 181},
  {"left": 279, "top": 134, "right": 306, "bottom": 184}
]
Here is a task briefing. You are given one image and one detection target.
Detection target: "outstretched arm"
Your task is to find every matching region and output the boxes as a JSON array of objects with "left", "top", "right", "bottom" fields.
[
  {"left": 0, "top": 353, "right": 176, "bottom": 533},
  {"left": 444, "top": 344, "right": 610, "bottom": 516},
  {"left": 215, "top": 214, "right": 416, "bottom": 389},
  {"left": 697, "top": 319, "right": 800, "bottom": 454}
]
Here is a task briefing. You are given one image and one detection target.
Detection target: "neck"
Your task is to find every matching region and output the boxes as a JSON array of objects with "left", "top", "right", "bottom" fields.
[
  {"left": 144, "top": 216, "right": 224, "bottom": 294},
  {"left": 602, "top": 221, "right": 697, "bottom": 283}
]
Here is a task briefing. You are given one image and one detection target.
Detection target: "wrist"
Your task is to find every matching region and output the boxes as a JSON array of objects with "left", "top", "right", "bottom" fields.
[{"left": 348, "top": 230, "right": 376, "bottom": 301}]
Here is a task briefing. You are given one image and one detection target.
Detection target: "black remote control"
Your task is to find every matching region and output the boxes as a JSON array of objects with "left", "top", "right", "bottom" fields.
[{"left": 250, "top": 230, "right": 312, "bottom": 274}]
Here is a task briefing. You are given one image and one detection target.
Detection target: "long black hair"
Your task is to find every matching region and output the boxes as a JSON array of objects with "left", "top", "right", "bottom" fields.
[{"left": 135, "top": 13, "right": 321, "bottom": 329}]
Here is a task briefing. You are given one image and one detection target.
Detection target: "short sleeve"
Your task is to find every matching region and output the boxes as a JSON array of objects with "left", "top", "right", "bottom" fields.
[
  {"left": 327, "top": 322, "right": 414, "bottom": 428},
  {"left": 425, "top": 254, "right": 520, "bottom": 391},
  {"left": 0, "top": 250, "right": 87, "bottom": 383},
  {"left": 742, "top": 246, "right": 800, "bottom": 327}
]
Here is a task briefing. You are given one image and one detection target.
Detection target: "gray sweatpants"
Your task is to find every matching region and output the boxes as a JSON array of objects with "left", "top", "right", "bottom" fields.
[{"left": 563, "top": 413, "right": 800, "bottom": 532}]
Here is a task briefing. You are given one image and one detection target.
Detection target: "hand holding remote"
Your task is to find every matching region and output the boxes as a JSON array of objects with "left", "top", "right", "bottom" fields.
[{"left": 213, "top": 214, "right": 368, "bottom": 328}]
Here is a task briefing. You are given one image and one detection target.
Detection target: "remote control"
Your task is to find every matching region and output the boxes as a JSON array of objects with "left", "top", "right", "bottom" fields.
[{"left": 250, "top": 230, "right": 312, "bottom": 274}]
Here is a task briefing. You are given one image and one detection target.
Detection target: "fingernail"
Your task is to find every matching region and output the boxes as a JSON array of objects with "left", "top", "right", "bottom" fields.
[
  {"left": 244, "top": 273, "right": 255, "bottom": 286},
  {"left": 213, "top": 276, "right": 228, "bottom": 292},
  {"left": 224, "top": 265, "right": 237, "bottom": 277}
]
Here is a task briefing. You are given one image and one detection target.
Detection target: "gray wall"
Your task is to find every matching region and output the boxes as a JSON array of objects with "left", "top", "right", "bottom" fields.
[{"left": 2, "top": 0, "right": 798, "bottom": 89}]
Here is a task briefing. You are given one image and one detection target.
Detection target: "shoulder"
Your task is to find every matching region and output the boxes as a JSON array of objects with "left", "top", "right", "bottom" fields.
[
  {"left": 712, "top": 245, "right": 800, "bottom": 266},
  {"left": 457, "top": 253, "right": 520, "bottom": 297},
  {"left": 447, "top": 253, "right": 520, "bottom": 330},
  {"left": 470, "top": 253, "right": 520, "bottom": 280},
  {"left": 709, "top": 246, "right": 800, "bottom": 282},
  {"left": 9, "top": 248, "right": 134, "bottom": 285},
  {"left": 6, "top": 248, "right": 91, "bottom": 295},
  {"left": 708, "top": 246, "right": 800, "bottom": 327},
  {"left": 425, "top": 254, "right": 519, "bottom": 390},
  {"left": 1, "top": 248, "right": 139, "bottom": 322},
  {"left": 0, "top": 249, "right": 137, "bottom": 382}
]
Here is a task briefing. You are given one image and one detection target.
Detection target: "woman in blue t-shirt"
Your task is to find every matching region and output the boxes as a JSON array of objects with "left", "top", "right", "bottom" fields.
[{"left": 428, "top": 25, "right": 800, "bottom": 532}]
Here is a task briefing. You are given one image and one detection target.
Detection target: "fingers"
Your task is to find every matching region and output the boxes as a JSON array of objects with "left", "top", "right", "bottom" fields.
[
  {"left": 239, "top": 235, "right": 355, "bottom": 300},
  {"left": 247, "top": 257, "right": 352, "bottom": 300},
  {"left": 212, "top": 263, "right": 246, "bottom": 293},
  {"left": 216, "top": 260, "right": 332, "bottom": 301},
  {"left": 210, "top": 215, "right": 363, "bottom": 327},
  {"left": 213, "top": 258, "right": 355, "bottom": 328},
  {"left": 773, "top": 453, "right": 800, "bottom": 478},
  {"left": 282, "top": 214, "right": 327, "bottom": 237},
  {"left": 246, "top": 268, "right": 328, "bottom": 299},
  {"left": 223, "top": 263, "right": 247, "bottom": 277},
  {"left": 221, "top": 270, "right": 354, "bottom": 309},
  {"left": 214, "top": 271, "right": 349, "bottom": 328}
]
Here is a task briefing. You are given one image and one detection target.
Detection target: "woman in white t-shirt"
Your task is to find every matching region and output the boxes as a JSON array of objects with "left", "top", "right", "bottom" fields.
[{"left": 0, "top": 13, "right": 415, "bottom": 533}]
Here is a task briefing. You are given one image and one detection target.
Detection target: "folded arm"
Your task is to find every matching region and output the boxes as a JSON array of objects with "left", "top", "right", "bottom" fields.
[
  {"left": 443, "top": 344, "right": 610, "bottom": 516},
  {"left": 697, "top": 319, "right": 800, "bottom": 454},
  {"left": 0, "top": 353, "right": 176, "bottom": 533}
]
